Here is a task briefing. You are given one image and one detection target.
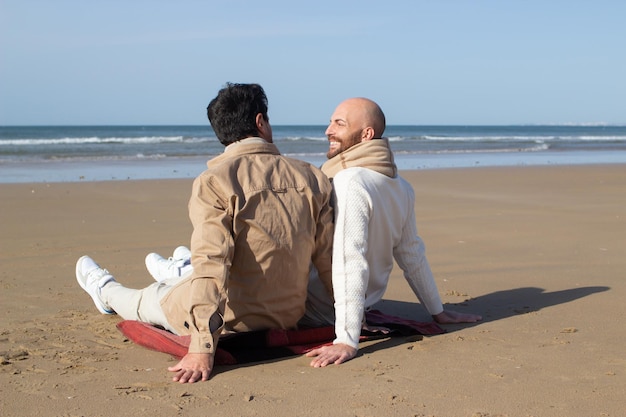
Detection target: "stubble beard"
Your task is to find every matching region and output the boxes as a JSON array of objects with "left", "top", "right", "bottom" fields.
[{"left": 326, "top": 131, "right": 362, "bottom": 160}]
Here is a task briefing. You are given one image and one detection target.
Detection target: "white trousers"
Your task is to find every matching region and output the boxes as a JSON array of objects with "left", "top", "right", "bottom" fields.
[
  {"left": 100, "top": 269, "right": 335, "bottom": 333},
  {"left": 101, "top": 278, "right": 180, "bottom": 334}
]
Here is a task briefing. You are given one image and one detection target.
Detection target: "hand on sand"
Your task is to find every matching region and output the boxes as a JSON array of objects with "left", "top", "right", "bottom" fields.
[
  {"left": 306, "top": 343, "right": 357, "bottom": 367},
  {"left": 168, "top": 352, "right": 213, "bottom": 383},
  {"left": 433, "top": 309, "right": 482, "bottom": 324}
]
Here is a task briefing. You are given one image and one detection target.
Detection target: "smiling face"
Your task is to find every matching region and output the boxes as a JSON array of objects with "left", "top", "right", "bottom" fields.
[{"left": 324, "top": 99, "right": 368, "bottom": 159}]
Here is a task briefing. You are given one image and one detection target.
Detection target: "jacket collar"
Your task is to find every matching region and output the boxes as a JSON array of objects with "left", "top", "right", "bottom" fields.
[
  {"left": 208, "top": 137, "right": 280, "bottom": 167},
  {"left": 224, "top": 137, "right": 272, "bottom": 153}
]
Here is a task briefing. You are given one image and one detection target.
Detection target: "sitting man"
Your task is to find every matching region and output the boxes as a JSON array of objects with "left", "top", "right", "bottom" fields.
[
  {"left": 75, "top": 82, "right": 334, "bottom": 383},
  {"left": 305, "top": 97, "right": 482, "bottom": 367},
  {"left": 145, "top": 97, "right": 482, "bottom": 370}
]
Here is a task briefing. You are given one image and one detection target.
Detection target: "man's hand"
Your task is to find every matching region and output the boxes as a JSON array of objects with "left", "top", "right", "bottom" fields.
[
  {"left": 433, "top": 309, "right": 482, "bottom": 324},
  {"left": 167, "top": 352, "right": 214, "bottom": 383},
  {"left": 306, "top": 343, "right": 357, "bottom": 368}
]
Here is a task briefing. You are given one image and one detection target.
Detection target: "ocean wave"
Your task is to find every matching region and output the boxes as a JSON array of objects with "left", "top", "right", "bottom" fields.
[
  {"left": 403, "top": 135, "right": 626, "bottom": 142},
  {"left": 0, "top": 153, "right": 219, "bottom": 164},
  {"left": 279, "top": 136, "right": 327, "bottom": 142},
  {"left": 2, "top": 134, "right": 626, "bottom": 147},
  {"left": 392, "top": 143, "right": 550, "bottom": 155},
  {"left": 0, "top": 136, "right": 195, "bottom": 146}
]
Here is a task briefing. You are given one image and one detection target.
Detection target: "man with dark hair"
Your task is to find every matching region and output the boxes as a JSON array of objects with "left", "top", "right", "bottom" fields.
[
  {"left": 75, "top": 83, "right": 334, "bottom": 383},
  {"left": 207, "top": 82, "right": 270, "bottom": 146}
]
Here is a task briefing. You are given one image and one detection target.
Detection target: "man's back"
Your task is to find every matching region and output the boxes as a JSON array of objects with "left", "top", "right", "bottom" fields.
[
  {"left": 332, "top": 166, "right": 413, "bottom": 305},
  {"left": 330, "top": 164, "right": 442, "bottom": 347},
  {"left": 184, "top": 139, "right": 334, "bottom": 334}
]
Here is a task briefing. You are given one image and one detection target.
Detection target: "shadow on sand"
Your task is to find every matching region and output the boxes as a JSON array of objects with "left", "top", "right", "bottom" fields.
[
  {"left": 214, "top": 285, "right": 610, "bottom": 373},
  {"left": 374, "top": 285, "right": 610, "bottom": 331},
  {"left": 339, "top": 285, "right": 613, "bottom": 358}
]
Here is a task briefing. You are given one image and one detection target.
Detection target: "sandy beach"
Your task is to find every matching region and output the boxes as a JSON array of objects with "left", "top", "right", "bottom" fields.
[{"left": 1, "top": 164, "right": 624, "bottom": 417}]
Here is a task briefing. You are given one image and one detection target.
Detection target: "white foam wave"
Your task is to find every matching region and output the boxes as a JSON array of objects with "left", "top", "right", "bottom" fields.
[
  {"left": 0, "top": 136, "right": 189, "bottom": 146},
  {"left": 399, "top": 135, "right": 626, "bottom": 142},
  {"left": 2, "top": 134, "right": 625, "bottom": 147},
  {"left": 280, "top": 136, "right": 327, "bottom": 142},
  {"left": 392, "top": 143, "right": 550, "bottom": 155}
]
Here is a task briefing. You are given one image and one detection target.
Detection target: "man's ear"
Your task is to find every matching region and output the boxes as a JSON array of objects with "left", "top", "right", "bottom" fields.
[
  {"left": 256, "top": 113, "right": 269, "bottom": 138},
  {"left": 255, "top": 113, "right": 265, "bottom": 131},
  {"left": 361, "top": 127, "right": 375, "bottom": 141}
]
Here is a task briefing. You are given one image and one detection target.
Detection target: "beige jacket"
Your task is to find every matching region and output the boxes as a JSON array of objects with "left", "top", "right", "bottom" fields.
[{"left": 160, "top": 138, "right": 334, "bottom": 354}]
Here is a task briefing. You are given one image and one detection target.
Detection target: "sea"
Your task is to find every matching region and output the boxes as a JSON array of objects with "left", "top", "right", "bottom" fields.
[{"left": 1, "top": 124, "right": 626, "bottom": 183}]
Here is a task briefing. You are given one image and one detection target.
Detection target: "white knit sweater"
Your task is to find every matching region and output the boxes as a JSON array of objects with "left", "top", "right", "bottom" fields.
[{"left": 331, "top": 167, "right": 444, "bottom": 348}]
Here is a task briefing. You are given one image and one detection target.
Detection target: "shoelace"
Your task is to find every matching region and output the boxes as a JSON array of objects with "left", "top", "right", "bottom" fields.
[
  {"left": 164, "top": 257, "right": 180, "bottom": 270},
  {"left": 86, "top": 267, "right": 113, "bottom": 288},
  {"left": 164, "top": 257, "right": 190, "bottom": 271},
  {"left": 87, "top": 267, "right": 109, "bottom": 279}
]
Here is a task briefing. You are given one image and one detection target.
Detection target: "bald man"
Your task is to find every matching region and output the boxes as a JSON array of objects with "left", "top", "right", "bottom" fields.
[{"left": 306, "top": 98, "right": 482, "bottom": 367}]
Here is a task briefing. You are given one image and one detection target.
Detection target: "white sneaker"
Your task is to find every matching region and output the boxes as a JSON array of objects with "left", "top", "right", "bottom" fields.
[
  {"left": 172, "top": 246, "right": 191, "bottom": 262},
  {"left": 75, "top": 256, "right": 116, "bottom": 314},
  {"left": 145, "top": 246, "right": 192, "bottom": 282}
]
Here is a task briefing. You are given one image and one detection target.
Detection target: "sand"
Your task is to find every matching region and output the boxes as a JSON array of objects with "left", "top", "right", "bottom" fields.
[{"left": 1, "top": 165, "right": 624, "bottom": 417}]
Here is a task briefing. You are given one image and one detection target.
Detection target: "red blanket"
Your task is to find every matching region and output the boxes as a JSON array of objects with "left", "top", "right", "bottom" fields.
[{"left": 116, "top": 309, "right": 445, "bottom": 365}]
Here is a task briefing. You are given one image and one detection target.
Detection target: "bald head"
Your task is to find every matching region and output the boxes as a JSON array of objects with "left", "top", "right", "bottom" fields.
[
  {"left": 325, "top": 97, "right": 387, "bottom": 159},
  {"left": 336, "top": 98, "right": 386, "bottom": 138}
]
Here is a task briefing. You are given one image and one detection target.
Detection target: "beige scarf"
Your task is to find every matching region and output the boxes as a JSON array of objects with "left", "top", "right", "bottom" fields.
[{"left": 321, "top": 138, "right": 397, "bottom": 180}]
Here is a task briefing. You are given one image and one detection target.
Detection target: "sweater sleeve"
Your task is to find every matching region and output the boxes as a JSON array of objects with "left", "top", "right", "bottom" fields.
[
  {"left": 392, "top": 186, "right": 444, "bottom": 315},
  {"left": 331, "top": 173, "right": 371, "bottom": 349}
]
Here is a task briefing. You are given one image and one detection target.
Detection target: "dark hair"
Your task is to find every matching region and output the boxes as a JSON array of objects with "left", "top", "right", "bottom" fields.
[{"left": 206, "top": 82, "right": 269, "bottom": 146}]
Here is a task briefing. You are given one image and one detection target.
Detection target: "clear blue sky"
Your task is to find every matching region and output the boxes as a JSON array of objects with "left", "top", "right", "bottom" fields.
[{"left": 1, "top": 0, "right": 624, "bottom": 126}]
